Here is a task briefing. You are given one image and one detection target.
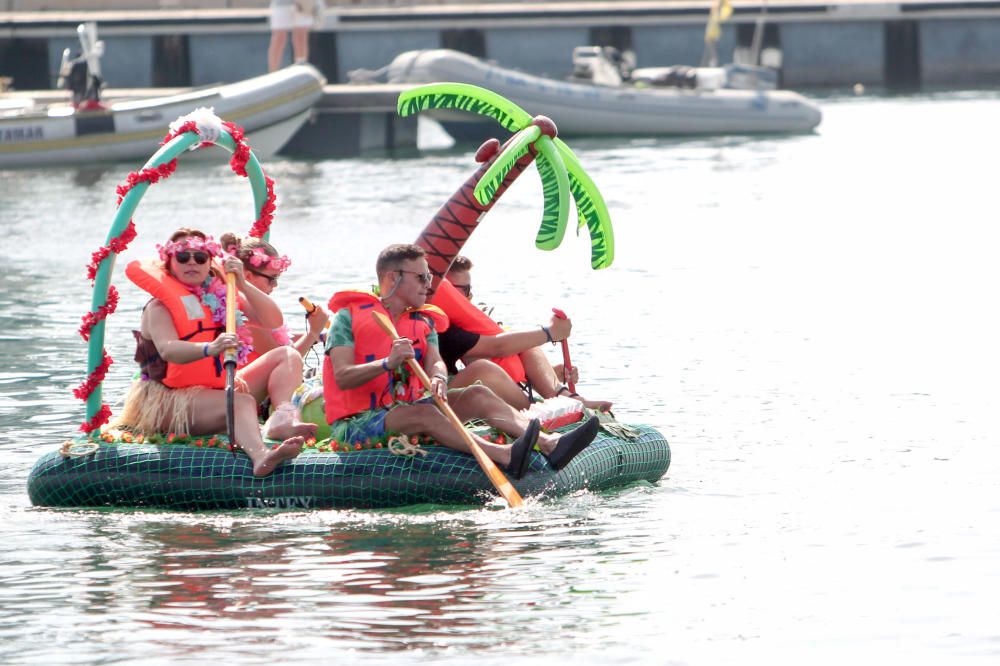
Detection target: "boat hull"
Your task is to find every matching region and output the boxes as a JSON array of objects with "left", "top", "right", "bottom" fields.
[
  {"left": 27, "top": 424, "right": 670, "bottom": 510},
  {"left": 387, "top": 49, "right": 821, "bottom": 138},
  {"left": 0, "top": 64, "right": 325, "bottom": 168}
]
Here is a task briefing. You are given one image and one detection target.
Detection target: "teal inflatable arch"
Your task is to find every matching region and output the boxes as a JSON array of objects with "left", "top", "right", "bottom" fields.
[{"left": 83, "top": 125, "right": 272, "bottom": 431}]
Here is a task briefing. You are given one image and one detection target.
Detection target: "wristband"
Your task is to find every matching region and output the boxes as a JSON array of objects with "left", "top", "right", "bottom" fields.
[
  {"left": 433, "top": 373, "right": 448, "bottom": 382},
  {"left": 202, "top": 343, "right": 210, "bottom": 358},
  {"left": 541, "top": 325, "right": 553, "bottom": 344},
  {"left": 381, "top": 358, "right": 390, "bottom": 371}
]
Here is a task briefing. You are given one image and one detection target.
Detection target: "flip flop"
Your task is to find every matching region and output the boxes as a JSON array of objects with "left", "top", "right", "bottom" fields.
[
  {"left": 544, "top": 415, "right": 599, "bottom": 471},
  {"left": 506, "top": 418, "right": 540, "bottom": 480}
]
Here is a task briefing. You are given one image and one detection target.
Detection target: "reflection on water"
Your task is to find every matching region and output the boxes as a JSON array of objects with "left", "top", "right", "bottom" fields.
[{"left": 2, "top": 92, "right": 1000, "bottom": 663}]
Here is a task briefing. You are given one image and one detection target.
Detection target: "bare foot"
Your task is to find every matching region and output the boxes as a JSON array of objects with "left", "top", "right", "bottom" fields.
[
  {"left": 264, "top": 404, "right": 318, "bottom": 440},
  {"left": 252, "top": 435, "right": 304, "bottom": 477}
]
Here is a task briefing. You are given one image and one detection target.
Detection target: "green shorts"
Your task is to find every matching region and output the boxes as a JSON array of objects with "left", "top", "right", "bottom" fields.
[{"left": 330, "top": 396, "right": 435, "bottom": 444}]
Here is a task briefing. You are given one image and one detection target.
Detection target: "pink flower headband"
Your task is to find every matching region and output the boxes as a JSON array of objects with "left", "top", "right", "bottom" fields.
[
  {"left": 247, "top": 246, "right": 291, "bottom": 273},
  {"left": 157, "top": 235, "right": 223, "bottom": 261}
]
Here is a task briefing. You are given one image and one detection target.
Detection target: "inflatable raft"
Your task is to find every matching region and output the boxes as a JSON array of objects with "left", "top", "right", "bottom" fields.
[
  {"left": 27, "top": 422, "right": 670, "bottom": 510},
  {"left": 28, "top": 89, "right": 672, "bottom": 511}
]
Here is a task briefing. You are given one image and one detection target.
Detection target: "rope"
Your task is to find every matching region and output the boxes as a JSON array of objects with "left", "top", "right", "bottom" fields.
[
  {"left": 59, "top": 439, "right": 100, "bottom": 458},
  {"left": 387, "top": 435, "right": 427, "bottom": 457}
]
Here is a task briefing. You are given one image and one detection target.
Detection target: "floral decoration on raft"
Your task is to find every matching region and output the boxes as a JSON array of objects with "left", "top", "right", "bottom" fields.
[{"left": 75, "top": 113, "right": 276, "bottom": 434}]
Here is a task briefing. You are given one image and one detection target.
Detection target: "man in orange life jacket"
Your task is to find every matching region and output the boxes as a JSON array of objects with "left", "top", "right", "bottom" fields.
[
  {"left": 322, "top": 244, "right": 599, "bottom": 479},
  {"left": 433, "top": 256, "right": 613, "bottom": 412}
]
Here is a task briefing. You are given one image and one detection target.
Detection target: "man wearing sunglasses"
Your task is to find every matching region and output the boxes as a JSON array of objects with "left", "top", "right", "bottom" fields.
[
  {"left": 433, "top": 256, "right": 612, "bottom": 412},
  {"left": 323, "top": 243, "right": 599, "bottom": 479}
]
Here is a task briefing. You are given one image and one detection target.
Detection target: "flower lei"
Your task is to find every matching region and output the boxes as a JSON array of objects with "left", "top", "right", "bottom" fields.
[
  {"left": 195, "top": 276, "right": 254, "bottom": 366},
  {"left": 248, "top": 246, "right": 291, "bottom": 272},
  {"left": 75, "top": 113, "right": 276, "bottom": 434},
  {"left": 271, "top": 325, "right": 292, "bottom": 346}
]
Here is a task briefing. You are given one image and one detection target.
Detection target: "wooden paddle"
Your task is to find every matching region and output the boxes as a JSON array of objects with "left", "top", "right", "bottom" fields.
[
  {"left": 371, "top": 310, "right": 523, "bottom": 508},
  {"left": 551, "top": 308, "right": 576, "bottom": 393},
  {"left": 224, "top": 272, "right": 238, "bottom": 455}
]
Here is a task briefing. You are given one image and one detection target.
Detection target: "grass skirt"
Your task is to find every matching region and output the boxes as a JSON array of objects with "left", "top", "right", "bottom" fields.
[{"left": 111, "top": 380, "right": 205, "bottom": 436}]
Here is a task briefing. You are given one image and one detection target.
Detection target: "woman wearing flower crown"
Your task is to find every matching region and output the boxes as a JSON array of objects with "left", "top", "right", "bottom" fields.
[
  {"left": 113, "top": 227, "right": 316, "bottom": 476},
  {"left": 221, "top": 232, "right": 330, "bottom": 360}
]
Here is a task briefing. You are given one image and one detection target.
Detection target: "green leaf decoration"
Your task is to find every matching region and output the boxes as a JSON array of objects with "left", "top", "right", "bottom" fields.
[
  {"left": 533, "top": 136, "right": 570, "bottom": 250},
  {"left": 397, "top": 82, "right": 532, "bottom": 132},
  {"left": 555, "top": 138, "right": 615, "bottom": 269},
  {"left": 473, "top": 125, "right": 541, "bottom": 206}
]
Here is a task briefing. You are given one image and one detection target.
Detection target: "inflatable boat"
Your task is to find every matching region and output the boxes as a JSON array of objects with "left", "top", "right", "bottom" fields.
[
  {"left": 0, "top": 28, "right": 323, "bottom": 170},
  {"left": 378, "top": 49, "right": 821, "bottom": 141},
  {"left": 26, "top": 86, "right": 670, "bottom": 511},
  {"left": 27, "top": 421, "right": 670, "bottom": 510}
]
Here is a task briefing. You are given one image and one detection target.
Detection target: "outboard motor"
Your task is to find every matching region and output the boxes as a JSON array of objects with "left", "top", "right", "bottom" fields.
[{"left": 56, "top": 22, "right": 105, "bottom": 109}]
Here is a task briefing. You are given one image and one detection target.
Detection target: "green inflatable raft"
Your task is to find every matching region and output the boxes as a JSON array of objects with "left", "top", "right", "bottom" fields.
[{"left": 27, "top": 421, "right": 670, "bottom": 510}]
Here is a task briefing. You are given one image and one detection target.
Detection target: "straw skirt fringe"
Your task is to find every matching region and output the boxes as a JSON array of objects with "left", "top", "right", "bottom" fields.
[{"left": 111, "top": 380, "right": 204, "bottom": 436}]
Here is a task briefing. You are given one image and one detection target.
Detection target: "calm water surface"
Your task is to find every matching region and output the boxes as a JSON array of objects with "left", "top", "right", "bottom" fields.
[{"left": 1, "top": 92, "right": 999, "bottom": 664}]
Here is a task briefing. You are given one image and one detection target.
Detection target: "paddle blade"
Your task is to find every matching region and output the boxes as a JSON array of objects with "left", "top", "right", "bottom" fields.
[
  {"left": 473, "top": 125, "right": 541, "bottom": 206},
  {"left": 555, "top": 138, "right": 615, "bottom": 269},
  {"left": 397, "top": 82, "right": 533, "bottom": 133},
  {"left": 533, "top": 136, "right": 570, "bottom": 251}
]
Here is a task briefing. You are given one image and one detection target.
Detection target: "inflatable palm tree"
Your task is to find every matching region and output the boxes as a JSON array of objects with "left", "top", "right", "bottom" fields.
[{"left": 398, "top": 83, "right": 615, "bottom": 286}]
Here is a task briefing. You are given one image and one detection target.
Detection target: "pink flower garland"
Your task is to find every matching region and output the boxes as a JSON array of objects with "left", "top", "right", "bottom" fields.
[{"left": 75, "top": 119, "right": 275, "bottom": 434}]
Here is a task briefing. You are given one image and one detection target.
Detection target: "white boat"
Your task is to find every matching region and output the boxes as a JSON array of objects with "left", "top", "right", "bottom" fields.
[
  {"left": 379, "top": 49, "right": 821, "bottom": 140},
  {"left": 0, "top": 65, "right": 325, "bottom": 169},
  {"left": 0, "top": 23, "right": 324, "bottom": 169}
]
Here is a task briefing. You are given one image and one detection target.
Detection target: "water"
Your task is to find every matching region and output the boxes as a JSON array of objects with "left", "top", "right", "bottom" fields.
[{"left": 2, "top": 91, "right": 999, "bottom": 664}]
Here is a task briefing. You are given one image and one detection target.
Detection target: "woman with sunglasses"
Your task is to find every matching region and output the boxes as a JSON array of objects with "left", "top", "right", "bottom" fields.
[
  {"left": 113, "top": 228, "right": 315, "bottom": 476},
  {"left": 221, "top": 232, "right": 330, "bottom": 360}
]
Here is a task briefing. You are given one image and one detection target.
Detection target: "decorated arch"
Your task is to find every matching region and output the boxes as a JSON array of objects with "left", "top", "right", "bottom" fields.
[{"left": 74, "top": 110, "right": 277, "bottom": 435}]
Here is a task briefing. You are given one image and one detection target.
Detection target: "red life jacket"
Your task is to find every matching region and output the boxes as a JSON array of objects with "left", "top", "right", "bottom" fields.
[
  {"left": 429, "top": 279, "right": 527, "bottom": 383},
  {"left": 125, "top": 259, "right": 231, "bottom": 389},
  {"left": 322, "top": 291, "right": 449, "bottom": 423}
]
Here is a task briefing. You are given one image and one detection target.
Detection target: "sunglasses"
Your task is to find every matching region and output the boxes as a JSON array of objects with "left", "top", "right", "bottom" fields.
[
  {"left": 452, "top": 283, "right": 472, "bottom": 297},
  {"left": 398, "top": 269, "right": 433, "bottom": 285},
  {"left": 247, "top": 266, "right": 279, "bottom": 287},
  {"left": 174, "top": 251, "right": 209, "bottom": 265}
]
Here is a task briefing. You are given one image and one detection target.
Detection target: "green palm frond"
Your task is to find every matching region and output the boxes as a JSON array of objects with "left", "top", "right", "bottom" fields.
[
  {"left": 533, "top": 136, "right": 569, "bottom": 250},
  {"left": 473, "top": 125, "right": 541, "bottom": 206},
  {"left": 397, "top": 83, "right": 532, "bottom": 132},
  {"left": 555, "top": 138, "right": 615, "bottom": 269}
]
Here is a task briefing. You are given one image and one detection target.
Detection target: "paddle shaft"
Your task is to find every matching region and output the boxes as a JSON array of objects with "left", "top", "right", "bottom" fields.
[
  {"left": 551, "top": 308, "right": 576, "bottom": 393},
  {"left": 371, "top": 311, "right": 523, "bottom": 508},
  {"left": 224, "top": 273, "right": 238, "bottom": 454}
]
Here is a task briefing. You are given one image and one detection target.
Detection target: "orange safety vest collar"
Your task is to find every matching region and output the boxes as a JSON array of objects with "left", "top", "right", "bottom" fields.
[
  {"left": 125, "top": 259, "right": 228, "bottom": 389},
  {"left": 322, "top": 291, "right": 448, "bottom": 423}
]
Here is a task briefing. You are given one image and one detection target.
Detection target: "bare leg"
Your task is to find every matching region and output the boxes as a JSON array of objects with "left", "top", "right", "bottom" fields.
[
  {"left": 520, "top": 347, "right": 561, "bottom": 398},
  {"left": 448, "top": 384, "right": 595, "bottom": 458},
  {"left": 183, "top": 389, "right": 303, "bottom": 476},
  {"left": 451, "top": 359, "right": 530, "bottom": 410},
  {"left": 291, "top": 27, "right": 310, "bottom": 63},
  {"left": 238, "top": 347, "right": 317, "bottom": 440},
  {"left": 268, "top": 30, "right": 289, "bottom": 71},
  {"left": 384, "top": 403, "right": 513, "bottom": 465},
  {"left": 523, "top": 347, "right": 613, "bottom": 411}
]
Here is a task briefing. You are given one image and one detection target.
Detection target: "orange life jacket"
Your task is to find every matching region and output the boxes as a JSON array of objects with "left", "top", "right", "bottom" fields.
[
  {"left": 322, "top": 291, "right": 449, "bottom": 423},
  {"left": 429, "top": 279, "right": 527, "bottom": 383},
  {"left": 126, "top": 259, "right": 232, "bottom": 389}
]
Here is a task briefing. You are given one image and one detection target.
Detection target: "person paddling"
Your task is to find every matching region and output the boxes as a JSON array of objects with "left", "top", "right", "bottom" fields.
[
  {"left": 434, "top": 256, "right": 613, "bottom": 412},
  {"left": 112, "top": 227, "right": 314, "bottom": 476},
  {"left": 322, "top": 243, "right": 599, "bottom": 479},
  {"left": 221, "top": 232, "right": 329, "bottom": 359}
]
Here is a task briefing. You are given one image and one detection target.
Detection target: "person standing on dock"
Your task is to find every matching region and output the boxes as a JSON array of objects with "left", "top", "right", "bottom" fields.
[{"left": 268, "top": 0, "right": 324, "bottom": 72}]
